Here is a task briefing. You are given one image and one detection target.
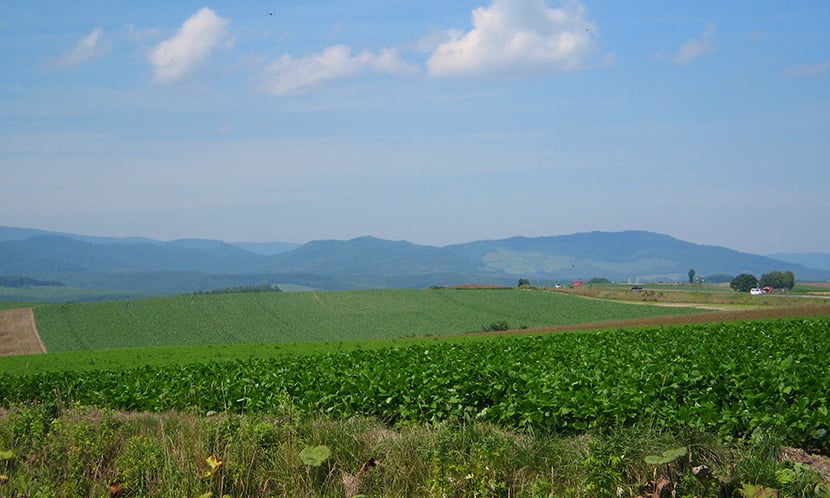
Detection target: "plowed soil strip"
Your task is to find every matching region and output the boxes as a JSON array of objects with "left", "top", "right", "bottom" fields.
[
  {"left": 469, "top": 304, "right": 830, "bottom": 337},
  {"left": 0, "top": 308, "right": 46, "bottom": 356}
]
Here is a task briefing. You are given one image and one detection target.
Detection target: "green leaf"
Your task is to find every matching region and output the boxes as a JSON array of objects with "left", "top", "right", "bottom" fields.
[
  {"left": 299, "top": 445, "right": 331, "bottom": 467},
  {"left": 739, "top": 483, "right": 779, "bottom": 498},
  {"left": 0, "top": 450, "right": 13, "bottom": 460},
  {"left": 645, "top": 447, "right": 687, "bottom": 465}
]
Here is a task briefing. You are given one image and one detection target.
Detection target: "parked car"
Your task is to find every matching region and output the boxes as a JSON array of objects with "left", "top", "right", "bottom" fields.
[{"left": 750, "top": 288, "right": 764, "bottom": 295}]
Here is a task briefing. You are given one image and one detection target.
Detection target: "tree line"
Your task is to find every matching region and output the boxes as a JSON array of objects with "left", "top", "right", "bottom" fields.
[
  {"left": 0, "top": 275, "right": 65, "bottom": 288},
  {"left": 191, "top": 284, "right": 283, "bottom": 295},
  {"left": 730, "top": 270, "right": 795, "bottom": 292}
]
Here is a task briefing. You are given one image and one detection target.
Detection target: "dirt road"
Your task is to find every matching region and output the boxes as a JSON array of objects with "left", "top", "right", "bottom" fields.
[{"left": 0, "top": 307, "right": 46, "bottom": 357}]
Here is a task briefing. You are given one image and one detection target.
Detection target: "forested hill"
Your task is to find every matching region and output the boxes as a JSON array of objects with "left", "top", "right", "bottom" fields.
[{"left": 0, "top": 226, "right": 827, "bottom": 298}]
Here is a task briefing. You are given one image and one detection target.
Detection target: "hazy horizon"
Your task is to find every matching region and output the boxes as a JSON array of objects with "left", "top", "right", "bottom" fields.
[
  {"left": 2, "top": 1, "right": 828, "bottom": 254},
  {"left": 5, "top": 224, "right": 829, "bottom": 261}
]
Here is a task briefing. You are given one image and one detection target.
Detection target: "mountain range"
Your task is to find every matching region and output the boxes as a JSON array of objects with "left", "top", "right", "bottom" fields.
[{"left": 1, "top": 226, "right": 828, "bottom": 301}]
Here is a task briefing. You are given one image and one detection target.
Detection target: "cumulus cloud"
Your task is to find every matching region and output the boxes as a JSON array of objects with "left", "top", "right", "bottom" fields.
[
  {"left": 425, "top": 0, "right": 597, "bottom": 78},
  {"left": 57, "top": 27, "right": 111, "bottom": 68},
  {"left": 148, "top": 7, "right": 232, "bottom": 84},
  {"left": 261, "top": 45, "right": 418, "bottom": 96},
  {"left": 782, "top": 60, "right": 830, "bottom": 78},
  {"left": 670, "top": 23, "right": 716, "bottom": 65}
]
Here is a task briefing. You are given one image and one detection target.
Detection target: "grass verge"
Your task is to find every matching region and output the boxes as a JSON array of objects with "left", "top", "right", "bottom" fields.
[{"left": 1, "top": 404, "right": 829, "bottom": 497}]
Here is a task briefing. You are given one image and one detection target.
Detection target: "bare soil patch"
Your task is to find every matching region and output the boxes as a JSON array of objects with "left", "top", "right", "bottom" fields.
[
  {"left": 444, "top": 284, "right": 512, "bottom": 289},
  {"left": 0, "top": 307, "right": 46, "bottom": 356}
]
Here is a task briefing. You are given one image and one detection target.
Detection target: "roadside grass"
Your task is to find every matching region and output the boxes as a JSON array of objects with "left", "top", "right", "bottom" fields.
[{"left": 2, "top": 404, "right": 827, "bottom": 497}]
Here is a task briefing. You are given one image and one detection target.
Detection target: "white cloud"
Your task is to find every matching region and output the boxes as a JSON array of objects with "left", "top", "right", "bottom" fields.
[
  {"left": 782, "top": 60, "right": 830, "bottom": 78},
  {"left": 148, "top": 7, "right": 232, "bottom": 84},
  {"left": 671, "top": 23, "right": 716, "bottom": 65},
  {"left": 57, "top": 27, "right": 111, "bottom": 68},
  {"left": 425, "top": 0, "right": 597, "bottom": 78},
  {"left": 125, "top": 23, "right": 162, "bottom": 43},
  {"left": 261, "top": 45, "right": 418, "bottom": 96}
]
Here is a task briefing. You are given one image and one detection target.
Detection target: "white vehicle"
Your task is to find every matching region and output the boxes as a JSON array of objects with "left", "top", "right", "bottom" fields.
[{"left": 750, "top": 288, "right": 764, "bottom": 295}]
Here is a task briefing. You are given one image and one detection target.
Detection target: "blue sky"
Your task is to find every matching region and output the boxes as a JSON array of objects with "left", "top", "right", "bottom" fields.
[{"left": 1, "top": 1, "right": 828, "bottom": 254}]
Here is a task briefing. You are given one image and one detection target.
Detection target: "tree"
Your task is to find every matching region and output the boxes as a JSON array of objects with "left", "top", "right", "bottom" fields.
[
  {"left": 688, "top": 268, "right": 696, "bottom": 284},
  {"left": 730, "top": 273, "right": 758, "bottom": 292},
  {"left": 759, "top": 270, "right": 795, "bottom": 290},
  {"left": 517, "top": 278, "right": 531, "bottom": 288}
]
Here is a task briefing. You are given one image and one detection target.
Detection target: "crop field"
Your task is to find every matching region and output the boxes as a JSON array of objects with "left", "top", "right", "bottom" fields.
[
  {"left": 2, "top": 316, "right": 829, "bottom": 453},
  {"left": 2, "top": 288, "right": 830, "bottom": 497},
  {"left": 31, "top": 288, "right": 707, "bottom": 352}
]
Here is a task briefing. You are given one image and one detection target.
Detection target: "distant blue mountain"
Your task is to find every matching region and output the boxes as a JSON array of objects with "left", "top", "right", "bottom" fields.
[
  {"left": 1, "top": 226, "right": 827, "bottom": 300},
  {"left": 769, "top": 252, "right": 830, "bottom": 272},
  {"left": 445, "top": 231, "right": 825, "bottom": 282}
]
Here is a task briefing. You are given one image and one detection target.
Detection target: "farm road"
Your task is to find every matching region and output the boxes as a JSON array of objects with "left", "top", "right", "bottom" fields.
[{"left": 0, "top": 308, "right": 45, "bottom": 357}]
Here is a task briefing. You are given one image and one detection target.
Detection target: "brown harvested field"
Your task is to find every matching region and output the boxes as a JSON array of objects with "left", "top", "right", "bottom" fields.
[
  {"left": 444, "top": 284, "right": 512, "bottom": 289},
  {"left": 0, "top": 307, "right": 46, "bottom": 357}
]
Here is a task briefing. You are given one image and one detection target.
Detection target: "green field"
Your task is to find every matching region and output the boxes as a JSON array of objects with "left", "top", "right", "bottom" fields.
[
  {"left": 31, "top": 288, "right": 705, "bottom": 352},
  {"left": 3, "top": 317, "right": 829, "bottom": 452},
  {"left": 3, "top": 289, "right": 830, "bottom": 497}
]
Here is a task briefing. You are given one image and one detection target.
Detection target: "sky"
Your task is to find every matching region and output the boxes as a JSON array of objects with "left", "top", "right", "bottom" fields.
[{"left": 1, "top": 1, "right": 829, "bottom": 255}]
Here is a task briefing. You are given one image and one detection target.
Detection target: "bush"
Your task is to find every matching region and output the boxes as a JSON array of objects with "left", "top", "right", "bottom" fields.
[
  {"left": 730, "top": 273, "right": 758, "bottom": 292},
  {"left": 482, "top": 320, "right": 510, "bottom": 332}
]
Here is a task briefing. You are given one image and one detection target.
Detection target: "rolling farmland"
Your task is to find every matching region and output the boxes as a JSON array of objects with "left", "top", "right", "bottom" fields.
[
  {"left": 31, "top": 288, "right": 706, "bottom": 352},
  {"left": 3, "top": 316, "right": 829, "bottom": 452},
  {"left": 2, "top": 288, "right": 830, "bottom": 496}
]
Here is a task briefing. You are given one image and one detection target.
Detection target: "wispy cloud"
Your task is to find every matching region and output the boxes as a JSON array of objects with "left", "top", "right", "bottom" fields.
[
  {"left": 670, "top": 23, "right": 716, "bottom": 65},
  {"left": 261, "top": 45, "right": 417, "bottom": 96},
  {"left": 425, "top": 0, "right": 597, "bottom": 78},
  {"left": 125, "top": 23, "right": 162, "bottom": 43},
  {"left": 148, "top": 7, "right": 232, "bottom": 84},
  {"left": 57, "top": 27, "right": 111, "bottom": 68},
  {"left": 782, "top": 60, "right": 830, "bottom": 78}
]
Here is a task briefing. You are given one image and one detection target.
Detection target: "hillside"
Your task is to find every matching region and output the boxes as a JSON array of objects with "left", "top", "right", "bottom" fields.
[
  {"left": 31, "top": 289, "right": 704, "bottom": 352},
  {"left": 446, "top": 231, "right": 821, "bottom": 282},
  {"left": 770, "top": 252, "right": 830, "bottom": 272},
  {"left": 1, "top": 226, "right": 828, "bottom": 301}
]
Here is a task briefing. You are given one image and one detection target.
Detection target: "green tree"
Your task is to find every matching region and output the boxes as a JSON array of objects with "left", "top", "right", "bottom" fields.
[
  {"left": 589, "top": 277, "right": 611, "bottom": 284},
  {"left": 688, "top": 268, "right": 696, "bottom": 284},
  {"left": 730, "top": 273, "right": 758, "bottom": 292},
  {"left": 517, "top": 278, "right": 531, "bottom": 288},
  {"left": 759, "top": 270, "right": 795, "bottom": 290}
]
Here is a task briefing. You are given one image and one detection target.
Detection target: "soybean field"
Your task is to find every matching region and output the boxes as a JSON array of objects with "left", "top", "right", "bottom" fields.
[
  {"left": 3, "top": 316, "right": 829, "bottom": 452},
  {"left": 32, "top": 288, "right": 705, "bottom": 352}
]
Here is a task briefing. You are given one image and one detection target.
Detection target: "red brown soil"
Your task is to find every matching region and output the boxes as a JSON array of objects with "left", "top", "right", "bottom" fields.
[
  {"left": 0, "top": 307, "right": 46, "bottom": 356},
  {"left": 444, "top": 284, "right": 511, "bottom": 289},
  {"left": 467, "top": 303, "right": 830, "bottom": 337}
]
